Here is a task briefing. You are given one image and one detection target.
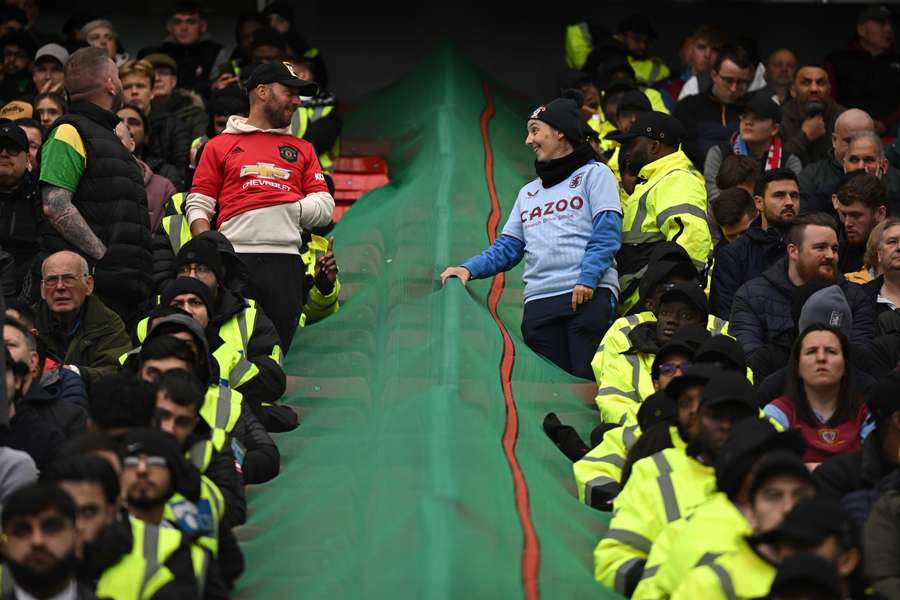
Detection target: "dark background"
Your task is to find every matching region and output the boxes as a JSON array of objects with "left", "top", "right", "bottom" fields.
[{"left": 33, "top": 1, "right": 900, "bottom": 102}]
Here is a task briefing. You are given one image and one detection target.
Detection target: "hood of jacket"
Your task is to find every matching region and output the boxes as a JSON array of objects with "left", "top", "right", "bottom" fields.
[
  {"left": 224, "top": 114, "right": 292, "bottom": 135},
  {"left": 210, "top": 286, "right": 249, "bottom": 327},
  {"left": 145, "top": 314, "right": 217, "bottom": 384},
  {"left": 197, "top": 230, "right": 248, "bottom": 294},
  {"left": 627, "top": 320, "right": 663, "bottom": 355},
  {"left": 637, "top": 149, "right": 704, "bottom": 187},
  {"left": 761, "top": 256, "right": 798, "bottom": 298}
]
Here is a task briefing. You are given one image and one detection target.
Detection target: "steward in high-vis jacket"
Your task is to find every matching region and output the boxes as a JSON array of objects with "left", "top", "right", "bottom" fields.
[
  {"left": 608, "top": 112, "right": 712, "bottom": 315},
  {"left": 593, "top": 372, "right": 759, "bottom": 596},
  {"left": 632, "top": 421, "right": 813, "bottom": 600},
  {"left": 593, "top": 282, "right": 709, "bottom": 425}
]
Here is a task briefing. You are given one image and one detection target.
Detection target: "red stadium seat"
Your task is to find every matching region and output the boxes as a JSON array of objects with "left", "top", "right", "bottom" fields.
[
  {"left": 329, "top": 162, "right": 391, "bottom": 222},
  {"left": 332, "top": 155, "right": 389, "bottom": 176}
]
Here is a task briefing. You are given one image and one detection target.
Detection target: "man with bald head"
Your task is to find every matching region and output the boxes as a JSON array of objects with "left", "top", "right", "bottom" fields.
[
  {"left": 780, "top": 65, "right": 845, "bottom": 165},
  {"left": 799, "top": 109, "right": 881, "bottom": 195},
  {"left": 33, "top": 250, "right": 132, "bottom": 389},
  {"left": 36, "top": 46, "right": 152, "bottom": 327}
]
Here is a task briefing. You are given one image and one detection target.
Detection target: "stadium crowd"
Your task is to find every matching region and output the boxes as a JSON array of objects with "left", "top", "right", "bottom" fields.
[
  {"left": 0, "top": 1, "right": 345, "bottom": 598},
  {"left": 440, "top": 4, "right": 900, "bottom": 599}
]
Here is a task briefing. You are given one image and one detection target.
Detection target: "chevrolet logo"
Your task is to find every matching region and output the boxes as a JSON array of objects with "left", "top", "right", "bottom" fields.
[{"left": 240, "top": 163, "right": 291, "bottom": 180}]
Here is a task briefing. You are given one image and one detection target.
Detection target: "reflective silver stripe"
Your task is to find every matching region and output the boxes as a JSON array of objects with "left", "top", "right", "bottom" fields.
[
  {"left": 640, "top": 564, "right": 660, "bottom": 581},
  {"left": 629, "top": 187, "right": 655, "bottom": 235},
  {"left": 597, "top": 386, "right": 634, "bottom": 399},
  {"left": 605, "top": 528, "right": 652, "bottom": 553},
  {"left": 616, "top": 414, "right": 628, "bottom": 426},
  {"left": 615, "top": 556, "right": 645, "bottom": 594},
  {"left": 585, "top": 475, "right": 617, "bottom": 504},
  {"left": 215, "top": 386, "right": 232, "bottom": 429},
  {"left": 291, "top": 107, "right": 305, "bottom": 137},
  {"left": 656, "top": 204, "right": 708, "bottom": 229},
  {"left": 140, "top": 524, "right": 161, "bottom": 599},
  {"left": 0, "top": 564, "right": 10, "bottom": 593},
  {"left": 651, "top": 452, "right": 672, "bottom": 476},
  {"left": 189, "top": 441, "right": 207, "bottom": 470},
  {"left": 236, "top": 311, "right": 250, "bottom": 352},
  {"left": 577, "top": 21, "right": 593, "bottom": 46},
  {"left": 709, "top": 563, "right": 738, "bottom": 600},
  {"left": 657, "top": 474, "right": 681, "bottom": 522},
  {"left": 647, "top": 61, "right": 661, "bottom": 84},
  {"left": 697, "top": 552, "right": 722, "bottom": 567},
  {"left": 622, "top": 425, "right": 638, "bottom": 449},
  {"left": 228, "top": 311, "right": 254, "bottom": 387},
  {"left": 201, "top": 479, "right": 223, "bottom": 516},
  {"left": 581, "top": 454, "right": 625, "bottom": 467},
  {"left": 626, "top": 354, "right": 643, "bottom": 402},
  {"left": 710, "top": 317, "right": 727, "bottom": 335},
  {"left": 310, "top": 106, "right": 327, "bottom": 121},
  {"left": 168, "top": 215, "right": 185, "bottom": 254},
  {"left": 195, "top": 549, "right": 210, "bottom": 600},
  {"left": 618, "top": 263, "right": 650, "bottom": 294}
]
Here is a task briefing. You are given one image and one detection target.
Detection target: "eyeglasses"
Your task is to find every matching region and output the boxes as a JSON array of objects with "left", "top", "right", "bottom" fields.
[
  {"left": 123, "top": 455, "right": 166, "bottom": 469},
  {"left": 41, "top": 273, "right": 87, "bottom": 288},
  {"left": 718, "top": 75, "right": 751, "bottom": 90},
  {"left": 659, "top": 361, "right": 692, "bottom": 376},
  {"left": 177, "top": 264, "right": 212, "bottom": 276}
]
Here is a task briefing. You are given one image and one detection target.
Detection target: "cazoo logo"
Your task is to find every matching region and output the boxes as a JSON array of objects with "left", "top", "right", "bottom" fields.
[{"left": 521, "top": 196, "right": 584, "bottom": 223}]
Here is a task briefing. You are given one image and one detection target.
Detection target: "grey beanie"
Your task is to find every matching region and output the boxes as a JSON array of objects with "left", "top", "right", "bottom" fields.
[{"left": 798, "top": 285, "right": 852, "bottom": 337}]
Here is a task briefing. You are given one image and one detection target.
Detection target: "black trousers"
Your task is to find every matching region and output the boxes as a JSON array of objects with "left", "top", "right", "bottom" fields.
[
  {"left": 521, "top": 288, "right": 615, "bottom": 380},
  {"left": 236, "top": 253, "right": 306, "bottom": 352}
]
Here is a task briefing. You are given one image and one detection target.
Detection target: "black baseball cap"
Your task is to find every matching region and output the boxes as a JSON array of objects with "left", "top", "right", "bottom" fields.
[
  {"left": 616, "top": 89, "right": 653, "bottom": 115},
  {"left": 658, "top": 281, "right": 709, "bottom": 317},
  {"left": 858, "top": 4, "right": 893, "bottom": 24},
  {"left": 753, "top": 496, "right": 857, "bottom": 548},
  {"left": 245, "top": 61, "right": 318, "bottom": 96},
  {"left": 618, "top": 14, "right": 657, "bottom": 39},
  {"left": 694, "top": 335, "right": 747, "bottom": 373},
  {"left": 747, "top": 450, "right": 815, "bottom": 500},
  {"left": 639, "top": 260, "right": 699, "bottom": 303},
  {"left": 665, "top": 363, "right": 719, "bottom": 401},
  {"left": 637, "top": 390, "right": 677, "bottom": 431},
  {"left": 700, "top": 371, "right": 758, "bottom": 410},
  {"left": 0, "top": 122, "right": 27, "bottom": 151},
  {"left": 653, "top": 323, "right": 709, "bottom": 370},
  {"left": 607, "top": 111, "right": 685, "bottom": 146},
  {"left": 740, "top": 92, "right": 782, "bottom": 124},
  {"left": 715, "top": 420, "right": 806, "bottom": 497},
  {"left": 866, "top": 371, "right": 900, "bottom": 425},
  {"left": 770, "top": 554, "right": 843, "bottom": 600}
]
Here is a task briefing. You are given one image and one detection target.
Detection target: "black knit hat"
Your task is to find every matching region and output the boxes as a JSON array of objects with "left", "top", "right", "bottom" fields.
[
  {"left": 174, "top": 237, "right": 225, "bottom": 284},
  {"left": 120, "top": 428, "right": 201, "bottom": 502},
  {"left": 528, "top": 89, "right": 585, "bottom": 145},
  {"left": 161, "top": 276, "right": 214, "bottom": 315}
]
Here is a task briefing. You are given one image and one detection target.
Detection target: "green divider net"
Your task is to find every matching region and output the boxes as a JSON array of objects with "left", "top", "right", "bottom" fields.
[{"left": 236, "top": 43, "right": 620, "bottom": 599}]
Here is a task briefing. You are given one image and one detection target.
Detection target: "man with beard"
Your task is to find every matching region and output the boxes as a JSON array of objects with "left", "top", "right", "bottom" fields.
[
  {"left": 712, "top": 169, "right": 801, "bottom": 319},
  {"left": 779, "top": 65, "right": 845, "bottom": 166},
  {"left": 730, "top": 213, "right": 874, "bottom": 365},
  {"left": 0, "top": 484, "right": 93, "bottom": 599},
  {"left": 834, "top": 172, "right": 888, "bottom": 274},
  {"left": 186, "top": 61, "right": 334, "bottom": 350},
  {"left": 36, "top": 47, "right": 152, "bottom": 327}
]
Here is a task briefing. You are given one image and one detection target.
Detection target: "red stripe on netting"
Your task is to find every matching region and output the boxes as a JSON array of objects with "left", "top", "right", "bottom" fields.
[{"left": 479, "top": 80, "right": 540, "bottom": 600}]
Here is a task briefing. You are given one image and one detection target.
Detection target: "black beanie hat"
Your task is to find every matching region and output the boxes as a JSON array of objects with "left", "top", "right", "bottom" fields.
[
  {"left": 174, "top": 237, "right": 225, "bottom": 284},
  {"left": 161, "top": 276, "right": 214, "bottom": 315},
  {"left": 121, "top": 428, "right": 202, "bottom": 502},
  {"left": 528, "top": 89, "right": 585, "bottom": 145}
]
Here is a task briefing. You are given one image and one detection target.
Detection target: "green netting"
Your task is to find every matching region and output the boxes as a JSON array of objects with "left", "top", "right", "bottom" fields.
[{"left": 236, "top": 43, "right": 619, "bottom": 599}]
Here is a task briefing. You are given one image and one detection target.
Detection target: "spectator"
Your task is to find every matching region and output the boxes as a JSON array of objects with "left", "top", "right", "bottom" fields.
[
  {"left": 205, "top": 86, "right": 248, "bottom": 140},
  {"left": 594, "top": 371, "right": 759, "bottom": 595},
  {"left": 155, "top": 2, "right": 228, "bottom": 97},
  {"left": 249, "top": 27, "right": 286, "bottom": 65},
  {"left": 0, "top": 6, "right": 26, "bottom": 38},
  {"left": 730, "top": 213, "right": 874, "bottom": 364},
  {"left": 80, "top": 19, "right": 127, "bottom": 66},
  {"left": 0, "top": 98, "right": 30, "bottom": 121},
  {"left": 845, "top": 219, "right": 888, "bottom": 284},
  {"left": 32, "top": 90, "right": 65, "bottom": 133},
  {"left": 119, "top": 59, "right": 190, "bottom": 189},
  {"left": 144, "top": 51, "right": 208, "bottom": 140},
  {"left": 634, "top": 420, "right": 814, "bottom": 599},
  {"left": 593, "top": 283, "right": 708, "bottom": 426},
  {"left": 186, "top": 61, "right": 333, "bottom": 350},
  {"left": 716, "top": 154, "right": 761, "bottom": 196},
  {"left": 299, "top": 230, "right": 341, "bottom": 326},
  {"left": 842, "top": 131, "right": 895, "bottom": 186},
  {"left": 287, "top": 54, "right": 341, "bottom": 173},
  {"left": 659, "top": 25, "right": 725, "bottom": 102},
  {"left": 826, "top": 4, "right": 900, "bottom": 135},
  {"left": 672, "top": 497, "right": 861, "bottom": 599},
  {"left": 38, "top": 47, "right": 153, "bottom": 325},
  {"left": 5, "top": 316, "right": 86, "bottom": 437},
  {"left": 15, "top": 117, "right": 40, "bottom": 171},
  {"left": 603, "top": 88, "right": 652, "bottom": 184},
  {"left": 30, "top": 42, "right": 66, "bottom": 95},
  {"left": 762, "top": 48, "right": 797, "bottom": 104},
  {"left": 34, "top": 251, "right": 133, "bottom": 389},
  {"left": 765, "top": 323, "right": 869, "bottom": 463},
  {"left": 835, "top": 172, "right": 888, "bottom": 273},
  {"left": 611, "top": 112, "right": 711, "bottom": 314},
  {"left": 862, "top": 218, "right": 900, "bottom": 319},
  {"left": 798, "top": 108, "right": 879, "bottom": 198},
  {"left": 442, "top": 91, "right": 620, "bottom": 379},
  {"left": 114, "top": 119, "right": 174, "bottom": 232},
  {"left": 116, "top": 103, "right": 181, "bottom": 189},
  {"left": 780, "top": 65, "right": 845, "bottom": 166},
  {"left": 674, "top": 45, "right": 754, "bottom": 168},
  {"left": 260, "top": 2, "right": 317, "bottom": 64},
  {"left": 614, "top": 14, "right": 670, "bottom": 87},
  {"left": 593, "top": 55, "right": 669, "bottom": 114},
  {"left": 704, "top": 93, "right": 802, "bottom": 200},
  {"left": 0, "top": 121, "right": 40, "bottom": 293},
  {"left": 0, "top": 484, "right": 93, "bottom": 599},
  {"left": 226, "top": 13, "right": 264, "bottom": 72},
  {"left": 0, "top": 29, "right": 35, "bottom": 102},
  {"left": 711, "top": 169, "right": 801, "bottom": 319},
  {"left": 711, "top": 187, "right": 757, "bottom": 244}
]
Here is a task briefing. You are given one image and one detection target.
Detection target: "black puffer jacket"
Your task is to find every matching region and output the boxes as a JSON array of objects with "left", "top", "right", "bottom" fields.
[
  {"left": 673, "top": 90, "right": 742, "bottom": 168},
  {"left": 815, "top": 432, "right": 896, "bottom": 499},
  {"left": 147, "top": 108, "right": 191, "bottom": 191},
  {"left": 19, "top": 381, "right": 87, "bottom": 438},
  {"left": 730, "top": 257, "right": 875, "bottom": 360},
  {"left": 0, "top": 172, "right": 41, "bottom": 292},
  {"left": 232, "top": 400, "right": 280, "bottom": 485},
  {"left": 37, "top": 102, "right": 153, "bottom": 318},
  {"left": 710, "top": 218, "right": 787, "bottom": 319}
]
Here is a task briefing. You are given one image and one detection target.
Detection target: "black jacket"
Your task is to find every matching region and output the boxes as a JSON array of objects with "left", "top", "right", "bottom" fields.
[
  {"left": 862, "top": 275, "right": 898, "bottom": 326},
  {"left": 710, "top": 218, "right": 787, "bottom": 319},
  {"left": 37, "top": 102, "right": 153, "bottom": 318},
  {"left": 673, "top": 90, "right": 742, "bottom": 168},
  {"left": 730, "top": 257, "right": 876, "bottom": 361},
  {"left": 20, "top": 380, "right": 87, "bottom": 438},
  {"left": 799, "top": 153, "right": 900, "bottom": 214},
  {"left": 827, "top": 43, "right": 900, "bottom": 126},
  {"left": 0, "top": 173, "right": 41, "bottom": 292},
  {"left": 232, "top": 401, "right": 280, "bottom": 485},
  {"left": 815, "top": 431, "right": 896, "bottom": 498},
  {"left": 147, "top": 108, "right": 191, "bottom": 191},
  {"left": 780, "top": 97, "right": 845, "bottom": 166},
  {"left": 0, "top": 585, "right": 95, "bottom": 600},
  {"left": 0, "top": 405, "right": 65, "bottom": 471}
]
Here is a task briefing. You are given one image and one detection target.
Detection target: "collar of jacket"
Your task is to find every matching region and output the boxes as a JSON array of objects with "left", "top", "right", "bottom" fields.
[
  {"left": 21, "top": 382, "right": 54, "bottom": 405},
  {"left": 68, "top": 101, "right": 120, "bottom": 131},
  {"left": 763, "top": 256, "right": 847, "bottom": 294},
  {"left": 626, "top": 320, "right": 662, "bottom": 354},
  {"left": 210, "top": 286, "right": 249, "bottom": 326},
  {"left": 745, "top": 216, "right": 788, "bottom": 246},
  {"left": 636, "top": 149, "right": 698, "bottom": 184},
  {"left": 225, "top": 114, "right": 291, "bottom": 135}
]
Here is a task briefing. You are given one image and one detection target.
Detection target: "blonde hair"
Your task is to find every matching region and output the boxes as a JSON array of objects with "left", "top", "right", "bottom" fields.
[{"left": 118, "top": 59, "right": 154, "bottom": 84}]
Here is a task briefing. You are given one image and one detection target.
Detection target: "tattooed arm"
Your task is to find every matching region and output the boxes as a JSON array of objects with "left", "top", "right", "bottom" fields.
[{"left": 42, "top": 185, "right": 107, "bottom": 260}]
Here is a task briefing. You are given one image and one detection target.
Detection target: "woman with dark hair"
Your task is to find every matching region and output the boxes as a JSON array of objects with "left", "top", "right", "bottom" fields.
[
  {"left": 32, "top": 91, "right": 66, "bottom": 133},
  {"left": 764, "top": 324, "right": 871, "bottom": 463}
]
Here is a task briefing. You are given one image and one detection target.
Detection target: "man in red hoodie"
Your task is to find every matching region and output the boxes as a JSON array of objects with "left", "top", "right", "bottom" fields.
[{"left": 185, "top": 61, "right": 334, "bottom": 350}]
